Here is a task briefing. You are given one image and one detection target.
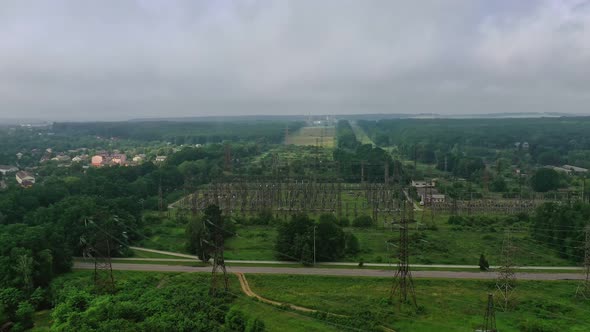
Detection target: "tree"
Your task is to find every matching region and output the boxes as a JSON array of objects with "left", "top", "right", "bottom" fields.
[
  {"left": 275, "top": 214, "right": 314, "bottom": 262},
  {"left": 345, "top": 233, "right": 360, "bottom": 255},
  {"left": 490, "top": 177, "right": 507, "bottom": 192},
  {"left": 315, "top": 217, "right": 346, "bottom": 261},
  {"left": 185, "top": 216, "right": 212, "bottom": 262},
  {"left": 478, "top": 254, "right": 490, "bottom": 271},
  {"left": 352, "top": 215, "right": 373, "bottom": 227},
  {"left": 531, "top": 168, "right": 560, "bottom": 192}
]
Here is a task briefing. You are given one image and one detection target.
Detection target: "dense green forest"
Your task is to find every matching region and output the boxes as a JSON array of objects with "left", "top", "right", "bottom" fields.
[{"left": 52, "top": 121, "right": 305, "bottom": 145}]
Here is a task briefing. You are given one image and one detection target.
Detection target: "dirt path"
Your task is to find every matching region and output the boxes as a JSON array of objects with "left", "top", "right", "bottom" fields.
[
  {"left": 236, "top": 272, "right": 319, "bottom": 313},
  {"left": 235, "top": 272, "right": 396, "bottom": 331}
]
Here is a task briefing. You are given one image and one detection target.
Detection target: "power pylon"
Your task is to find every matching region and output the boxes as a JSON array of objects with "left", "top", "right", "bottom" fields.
[
  {"left": 81, "top": 219, "right": 115, "bottom": 294},
  {"left": 391, "top": 199, "right": 417, "bottom": 309},
  {"left": 224, "top": 144, "right": 232, "bottom": 172},
  {"left": 576, "top": 225, "right": 590, "bottom": 298},
  {"left": 477, "top": 293, "right": 497, "bottom": 332},
  {"left": 207, "top": 213, "right": 229, "bottom": 295},
  {"left": 495, "top": 229, "right": 516, "bottom": 311}
]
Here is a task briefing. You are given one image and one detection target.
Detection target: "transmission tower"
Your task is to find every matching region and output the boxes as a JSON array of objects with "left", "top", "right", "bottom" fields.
[
  {"left": 208, "top": 214, "right": 229, "bottom": 295},
  {"left": 476, "top": 293, "right": 497, "bottom": 332},
  {"left": 81, "top": 219, "right": 115, "bottom": 294},
  {"left": 576, "top": 225, "right": 590, "bottom": 298},
  {"left": 391, "top": 199, "right": 417, "bottom": 309},
  {"left": 224, "top": 144, "right": 232, "bottom": 172},
  {"left": 495, "top": 229, "right": 517, "bottom": 311}
]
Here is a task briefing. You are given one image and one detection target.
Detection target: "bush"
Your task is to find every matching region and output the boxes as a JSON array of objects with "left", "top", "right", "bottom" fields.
[
  {"left": 338, "top": 217, "right": 350, "bottom": 227},
  {"left": 15, "top": 302, "right": 34, "bottom": 330},
  {"left": 225, "top": 308, "right": 246, "bottom": 332},
  {"left": 352, "top": 215, "right": 373, "bottom": 227},
  {"left": 245, "top": 317, "right": 265, "bottom": 332}
]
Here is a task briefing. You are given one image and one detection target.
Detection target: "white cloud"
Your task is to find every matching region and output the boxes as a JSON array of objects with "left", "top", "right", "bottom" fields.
[{"left": 0, "top": 0, "right": 589, "bottom": 120}]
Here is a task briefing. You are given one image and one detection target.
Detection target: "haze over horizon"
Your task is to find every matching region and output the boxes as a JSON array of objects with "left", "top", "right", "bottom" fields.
[{"left": 2, "top": 0, "right": 590, "bottom": 121}]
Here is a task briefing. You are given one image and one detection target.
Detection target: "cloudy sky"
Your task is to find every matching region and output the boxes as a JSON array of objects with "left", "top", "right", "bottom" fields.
[{"left": 1, "top": 0, "right": 590, "bottom": 121}]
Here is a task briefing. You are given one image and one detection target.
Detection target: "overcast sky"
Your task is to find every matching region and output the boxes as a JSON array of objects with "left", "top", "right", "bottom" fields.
[{"left": 1, "top": 0, "right": 590, "bottom": 121}]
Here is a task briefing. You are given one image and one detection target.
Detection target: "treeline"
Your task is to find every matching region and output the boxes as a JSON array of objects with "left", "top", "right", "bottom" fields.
[
  {"left": 52, "top": 121, "right": 305, "bottom": 145},
  {"left": 358, "top": 117, "right": 590, "bottom": 168},
  {"left": 334, "top": 120, "right": 405, "bottom": 182},
  {"left": 532, "top": 202, "right": 590, "bottom": 262}
]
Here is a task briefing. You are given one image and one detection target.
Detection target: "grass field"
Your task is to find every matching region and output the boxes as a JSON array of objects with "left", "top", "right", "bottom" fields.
[
  {"left": 245, "top": 274, "right": 590, "bottom": 332},
  {"left": 286, "top": 126, "right": 335, "bottom": 148},
  {"left": 141, "top": 211, "right": 574, "bottom": 266},
  {"left": 351, "top": 121, "right": 375, "bottom": 146}
]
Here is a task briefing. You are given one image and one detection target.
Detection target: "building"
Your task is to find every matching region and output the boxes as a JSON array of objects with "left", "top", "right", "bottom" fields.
[
  {"left": 0, "top": 165, "right": 18, "bottom": 175},
  {"left": 132, "top": 154, "right": 146, "bottom": 163},
  {"left": 155, "top": 156, "right": 167, "bottom": 163},
  {"left": 411, "top": 180, "right": 436, "bottom": 188},
  {"left": 111, "top": 154, "right": 127, "bottom": 165},
  {"left": 546, "top": 166, "right": 572, "bottom": 175},
  {"left": 16, "top": 171, "right": 35, "bottom": 187},
  {"left": 420, "top": 193, "right": 446, "bottom": 205},
  {"left": 51, "top": 155, "right": 71, "bottom": 162},
  {"left": 91, "top": 155, "right": 105, "bottom": 167},
  {"left": 563, "top": 165, "right": 588, "bottom": 173}
]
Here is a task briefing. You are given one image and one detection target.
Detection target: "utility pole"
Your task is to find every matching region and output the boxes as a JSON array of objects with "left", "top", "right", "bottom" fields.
[
  {"left": 495, "top": 229, "right": 516, "bottom": 311},
  {"left": 576, "top": 225, "right": 590, "bottom": 298},
  {"left": 391, "top": 199, "right": 417, "bottom": 309},
  {"left": 313, "top": 225, "right": 317, "bottom": 266},
  {"left": 477, "top": 293, "right": 497, "bottom": 332}
]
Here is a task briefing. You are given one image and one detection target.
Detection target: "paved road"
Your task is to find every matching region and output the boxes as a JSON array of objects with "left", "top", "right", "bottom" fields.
[
  {"left": 129, "top": 247, "right": 582, "bottom": 270},
  {"left": 74, "top": 262, "right": 584, "bottom": 281}
]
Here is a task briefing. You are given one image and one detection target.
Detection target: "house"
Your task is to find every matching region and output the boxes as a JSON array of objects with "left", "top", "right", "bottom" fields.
[
  {"left": 16, "top": 171, "right": 35, "bottom": 187},
  {"left": 132, "top": 154, "right": 146, "bottom": 163},
  {"left": 0, "top": 165, "right": 18, "bottom": 175},
  {"left": 111, "top": 154, "right": 127, "bottom": 165},
  {"left": 16, "top": 152, "right": 23, "bottom": 159},
  {"left": 155, "top": 156, "right": 167, "bottom": 163},
  {"left": 72, "top": 155, "right": 89, "bottom": 163},
  {"left": 51, "top": 155, "right": 71, "bottom": 163},
  {"left": 91, "top": 155, "right": 105, "bottom": 167},
  {"left": 522, "top": 142, "right": 529, "bottom": 149},
  {"left": 0, "top": 180, "right": 6, "bottom": 190},
  {"left": 563, "top": 165, "right": 588, "bottom": 173}
]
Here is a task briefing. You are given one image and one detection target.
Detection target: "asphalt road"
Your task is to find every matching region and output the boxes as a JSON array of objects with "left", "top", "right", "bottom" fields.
[
  {"left": 74, "top": 262, "right": 584, "bottom": 281},
  {"left": 129, "top": 246, "right": 582, "bottom": 270}
]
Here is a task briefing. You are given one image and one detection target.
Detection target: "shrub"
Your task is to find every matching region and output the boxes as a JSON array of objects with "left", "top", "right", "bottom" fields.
[
  {"left": 352, "top": 215, "right": 373, "bottom": 227},
  {"left": 245, "top": 317, "right": 265, "bottom": 332}
]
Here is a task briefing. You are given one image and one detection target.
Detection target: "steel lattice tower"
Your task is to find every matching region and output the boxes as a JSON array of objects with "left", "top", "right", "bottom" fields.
[
  {"left": 81, "top": 219, "right": 115, "bottom": 294},
  {"left": 391, "top": 199, "right": 417, "bottom": 308},
  {"left": 208, "top": 216, "right": 229, "bottom": 295},
  {"left": 576, "top": 225, "right": 590, "bottom": 298},
  {"left": 495, "top": 229, "right": 516, "bottom": 311},
  {"left": 478, "top": 293, "right": 497, "bottom": 332}
]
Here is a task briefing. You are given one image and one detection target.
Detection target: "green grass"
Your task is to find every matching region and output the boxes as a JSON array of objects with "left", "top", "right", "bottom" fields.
[
  {"left": 233, "top": 297, "right": 340, "bottom": 331},
  {"left": 245, "top": 274, "right": 590, "bottom": 332},
  {"left": 225, "top": 226, "right": 278, "bottom": 260},
  {"left": 29, "top": 310, "right": 51, "bottom": 332}
]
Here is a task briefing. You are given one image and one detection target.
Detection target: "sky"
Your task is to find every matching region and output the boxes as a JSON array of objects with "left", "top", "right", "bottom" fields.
[{"left": 1, "top": 0, "right": 590, "bottom": 121}]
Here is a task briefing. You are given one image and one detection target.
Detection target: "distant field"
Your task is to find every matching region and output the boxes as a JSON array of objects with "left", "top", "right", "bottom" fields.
[{"left": 286, "top": 126, "right": 335, "bottom": 148}]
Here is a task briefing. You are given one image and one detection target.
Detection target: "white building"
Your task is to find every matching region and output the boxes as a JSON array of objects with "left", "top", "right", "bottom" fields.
[{"left": 0, "top": 165, "right": 18, "bottom": 175}]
